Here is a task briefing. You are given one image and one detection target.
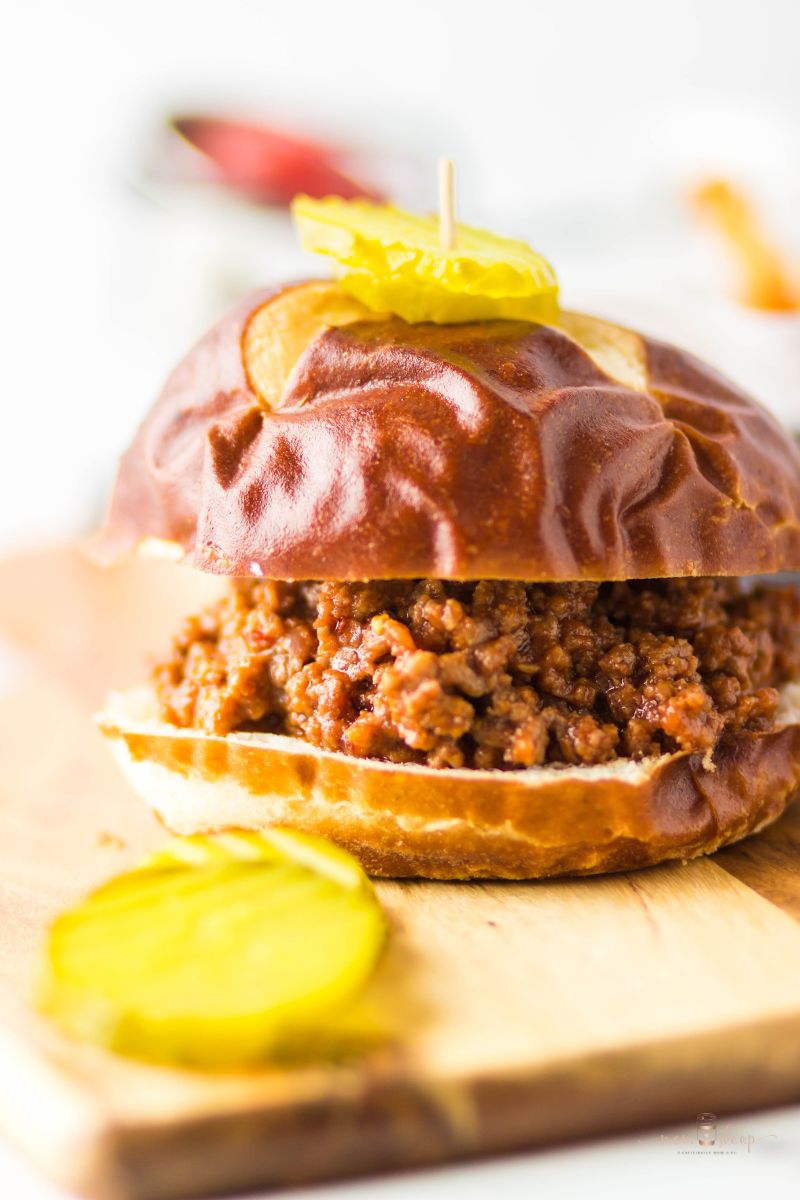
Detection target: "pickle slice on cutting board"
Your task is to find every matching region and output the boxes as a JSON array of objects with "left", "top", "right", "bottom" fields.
[{"left": 39, "top": 829, "right": 386, "bottom": 1068}]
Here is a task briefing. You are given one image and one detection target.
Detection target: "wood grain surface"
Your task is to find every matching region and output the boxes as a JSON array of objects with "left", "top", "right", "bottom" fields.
[{"left": 2, "top": 548, "right": 800, "bottom": 1200}]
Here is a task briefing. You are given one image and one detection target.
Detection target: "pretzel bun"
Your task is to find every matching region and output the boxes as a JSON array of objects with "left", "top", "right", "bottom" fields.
[
  {"left": 99, "top": 282, "right": 800, "bottom": 583},
  {"left": 97, "top": 685, "right": 800, "bottom": 880}
]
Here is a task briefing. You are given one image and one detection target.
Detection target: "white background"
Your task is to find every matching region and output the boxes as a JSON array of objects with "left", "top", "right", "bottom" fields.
[{"left": 2, "top": 1, "right": 800, "bottom": 1195}]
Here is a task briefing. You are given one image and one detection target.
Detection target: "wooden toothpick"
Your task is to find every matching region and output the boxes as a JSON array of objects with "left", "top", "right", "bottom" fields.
[{"left": 438, "top": 158, "right": 456, "bottom": 251}]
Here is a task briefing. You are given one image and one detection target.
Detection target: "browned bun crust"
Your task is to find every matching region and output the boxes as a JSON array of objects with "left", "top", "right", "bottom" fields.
[
  {"left": 97, "top": 283, "right": 800, "bottom": 582},
  {"left": 98, "top": 687, "right": 800, "bottom": 879}
]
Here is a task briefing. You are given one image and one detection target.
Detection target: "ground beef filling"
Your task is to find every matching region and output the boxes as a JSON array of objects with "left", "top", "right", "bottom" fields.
[{"left": 153, "top": 578, "right": 800, "bottom": 770}]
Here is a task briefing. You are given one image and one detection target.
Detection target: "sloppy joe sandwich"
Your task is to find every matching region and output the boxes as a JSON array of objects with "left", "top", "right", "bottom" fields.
[{"left": 96, "top": 196, "right": 800, "bottom": 879}]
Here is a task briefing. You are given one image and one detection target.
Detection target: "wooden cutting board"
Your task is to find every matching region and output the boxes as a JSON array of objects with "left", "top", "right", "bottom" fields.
[{"left": 2, "top": 547, "right": 800, "bottom": 1200}]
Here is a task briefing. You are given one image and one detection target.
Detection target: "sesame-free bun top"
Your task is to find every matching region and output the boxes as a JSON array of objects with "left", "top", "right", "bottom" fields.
[{"left": 100, "top": 281, "right": 800, "bottom": 581}]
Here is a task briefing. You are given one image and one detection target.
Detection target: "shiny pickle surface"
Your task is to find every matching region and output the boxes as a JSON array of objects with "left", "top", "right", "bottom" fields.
[
  {"left": 39, "top": 829, "right": 386, "bottom": 1068},
  {"left": 293, "top": 195, "right": 559, "bottom": 324}
]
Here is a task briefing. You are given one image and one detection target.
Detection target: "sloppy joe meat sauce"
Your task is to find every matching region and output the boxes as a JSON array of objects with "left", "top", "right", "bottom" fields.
[{"left": 154, "top": 577, "right": 800, "bottom": 770}]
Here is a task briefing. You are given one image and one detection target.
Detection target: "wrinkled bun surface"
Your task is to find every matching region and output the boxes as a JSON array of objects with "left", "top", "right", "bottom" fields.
[
  {"left": 100, "top": 283, "right": 800, "bottom": 581},
  {"left": 98, "top": 686, "right": 800, "bottom": 880}
]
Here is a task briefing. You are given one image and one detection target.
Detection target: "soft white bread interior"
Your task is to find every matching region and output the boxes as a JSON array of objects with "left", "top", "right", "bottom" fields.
[{"left": 97, "top": 684, "right": 800, "bottom": 880}]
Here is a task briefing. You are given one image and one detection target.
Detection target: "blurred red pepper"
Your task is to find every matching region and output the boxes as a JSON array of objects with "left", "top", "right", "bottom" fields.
[{"left": 172, "top": 115, "right": 384, "bottom": 206}]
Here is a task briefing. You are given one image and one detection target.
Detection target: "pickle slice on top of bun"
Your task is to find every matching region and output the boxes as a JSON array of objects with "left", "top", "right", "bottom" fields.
[{"left": 95, "top": 191, "right": 800, "bottom": 880}]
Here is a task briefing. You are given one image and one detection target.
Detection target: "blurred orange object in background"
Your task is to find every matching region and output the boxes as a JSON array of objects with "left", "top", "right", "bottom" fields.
[{"left": 691, "top": 178, "right": 800, "bottom": 312}]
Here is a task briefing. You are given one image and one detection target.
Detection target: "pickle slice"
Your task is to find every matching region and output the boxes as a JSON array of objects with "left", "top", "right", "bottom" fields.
[
  {"left": 243, "top": 280, "right": 382, "bottom": 410},
  {"left": 292, "top": 195, "right": 559, "bottom": 324},
  {"left": 140, "top": 827, "right": 369, "bottom": 890},
  {"left": 39, "top": 829, "right": 386, "bottom": 1067}
]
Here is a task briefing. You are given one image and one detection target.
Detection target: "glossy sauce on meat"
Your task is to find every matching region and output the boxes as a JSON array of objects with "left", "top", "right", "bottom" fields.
[{"left": 154, "top": 578, "right": 800, "bottom": 770}]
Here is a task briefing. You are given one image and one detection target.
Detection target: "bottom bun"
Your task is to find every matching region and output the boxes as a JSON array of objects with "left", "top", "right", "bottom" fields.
[{"left": 97, "top": 685, "right": 800, "bottom": 880}]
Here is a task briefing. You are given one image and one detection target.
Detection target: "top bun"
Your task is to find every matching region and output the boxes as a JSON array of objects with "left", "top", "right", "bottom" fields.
[{"left": 100, "top": 281, "right": 800, "bottom": 581}]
